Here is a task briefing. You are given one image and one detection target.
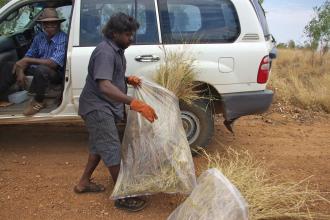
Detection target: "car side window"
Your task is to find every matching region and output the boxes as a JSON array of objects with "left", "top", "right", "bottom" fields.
[
  {"left": 80, "top": 0, "right": 159, "bottom": 46},
  {"left": 56, "top": 5, "right": 72, "bottom": 34},
  {"left": 251, "top": 0, "right": 270, "bottom": 40},
  {"left": 159, "top": 0, "right": 240, "bottom": 44},
  {"left": 168, "top": 5, "right": 201, "bottom": 32}
]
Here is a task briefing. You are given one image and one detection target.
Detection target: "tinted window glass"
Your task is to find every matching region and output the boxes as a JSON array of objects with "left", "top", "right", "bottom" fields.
[
  {"left": 168, "top": 5, "right": 201, "bottom": 32},
  {"left": 251, "top": 0, "right": 270, "bottom": 39},
  {"left": 159, "top": 0, "right": 240, "bottom": 43},
  {"left": 57, "top": 5, "right": 72, "bottom": 33},
  {"left": 80, "top": 0, "right": 159, "bottom": 46}
]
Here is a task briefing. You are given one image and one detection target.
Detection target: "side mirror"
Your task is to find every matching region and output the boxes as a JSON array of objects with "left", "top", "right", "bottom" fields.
[
  {"left": 269, "top": 47, "right": 277, "bottom": 59},
  {"left": 271, "top": 34, "right": 276, "bottom": 44}
]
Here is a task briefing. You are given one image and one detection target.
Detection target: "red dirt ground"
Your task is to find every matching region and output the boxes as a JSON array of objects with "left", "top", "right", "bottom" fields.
[{"left": 0, "top": 112, "right": 329, "bottom": 219}]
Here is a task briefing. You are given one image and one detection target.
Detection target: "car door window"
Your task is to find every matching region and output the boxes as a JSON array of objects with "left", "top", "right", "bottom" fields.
[
  {"left": 57, "top": 5, "right": 72, "bottom": 34},
  {"left": 159, "top": 0, "right": 240, "bottom": 44},
  {"left": 80, "top": 0, "right": 159, "bottom": 46},
  {"left": 168, "top": 5, "right": 201, "bottom": 32}
]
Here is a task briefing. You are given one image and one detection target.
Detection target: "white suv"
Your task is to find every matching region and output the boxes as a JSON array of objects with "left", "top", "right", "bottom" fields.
[{"left": 0, "top": 0, "right": 276, "bottom": 148}]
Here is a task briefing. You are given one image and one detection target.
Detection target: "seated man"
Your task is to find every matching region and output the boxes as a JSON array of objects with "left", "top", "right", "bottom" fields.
[{"left": 0, "top": 8, "right": 68, "bottom": 116}]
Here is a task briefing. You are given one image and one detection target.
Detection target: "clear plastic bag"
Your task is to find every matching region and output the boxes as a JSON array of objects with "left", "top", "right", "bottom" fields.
[
  {"left": 111, "top": 80, "right": 197, "bottom": 199},
  {"left": 168, "top": 168, "right": 248, "bottom": 220}
]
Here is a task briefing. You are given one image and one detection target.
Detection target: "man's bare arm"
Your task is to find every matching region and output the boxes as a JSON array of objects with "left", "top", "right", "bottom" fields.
[
  {"left": 98, "top": 79, "right": 133, "bottom": 105},
  {"left": 16, "top": 57, "right": 58, "bottom": 70}
]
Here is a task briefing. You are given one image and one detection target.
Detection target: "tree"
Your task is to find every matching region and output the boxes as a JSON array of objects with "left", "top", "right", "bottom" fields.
[
  {"left": 277, "top": 43, "right": 287, "bottom": 49},
  {"left": 304, "top": 1, "right": 330, "bottom": 55},
  {"left": 259, "top": 0, "right": 264, "bottom": 4},
  {"left": 288, "top": 40, "right": 296, "bottom": 49},
  {"left": 0, "top": 0, "right": 8, "bottom": 7}
]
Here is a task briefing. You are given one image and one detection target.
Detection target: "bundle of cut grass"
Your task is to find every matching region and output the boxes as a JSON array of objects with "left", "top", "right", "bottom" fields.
[
  {"left": 154, "top": 47, "right": 201, "bottom": 104},
  {"left": 198, "top": 148, "right": 330, "bottom": 220}
]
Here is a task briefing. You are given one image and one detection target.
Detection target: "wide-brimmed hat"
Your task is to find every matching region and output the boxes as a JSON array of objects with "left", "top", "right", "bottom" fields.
[{"left": 37, "top": 8, "right": 66, "bottom": 23}]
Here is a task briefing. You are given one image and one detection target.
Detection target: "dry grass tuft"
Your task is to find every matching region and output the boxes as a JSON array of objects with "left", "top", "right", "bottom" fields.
[
  {"left": 154, "top": 48, "right": 201, "bottom": 104},
  {"left": 269, "top": 49, "right": 330, "bottom": 113},
  {"left": 199, "top": 148, "right": 330, "bottom": 220}
]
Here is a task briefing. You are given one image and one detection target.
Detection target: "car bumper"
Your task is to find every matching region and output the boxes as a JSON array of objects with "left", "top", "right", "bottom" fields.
[{"left": 220, "top": 89, "right": 273, "bottom": 121}]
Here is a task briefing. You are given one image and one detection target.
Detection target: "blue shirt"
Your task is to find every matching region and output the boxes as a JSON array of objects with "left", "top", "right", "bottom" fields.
[{"left": 25, "top": 31, "right": 68, "bottom": 72}]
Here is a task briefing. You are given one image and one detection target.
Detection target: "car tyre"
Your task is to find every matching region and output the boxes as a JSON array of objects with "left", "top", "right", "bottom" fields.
[{"left": 179, "top": 100, "right": 214, "bottom": 154}]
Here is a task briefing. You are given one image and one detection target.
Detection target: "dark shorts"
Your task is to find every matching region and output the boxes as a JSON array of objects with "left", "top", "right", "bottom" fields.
[{"left": 83, "top": 110, "right": 121, "bottom": 167}]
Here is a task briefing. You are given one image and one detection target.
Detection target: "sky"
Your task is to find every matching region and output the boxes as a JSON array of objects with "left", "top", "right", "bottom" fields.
[{"left": 263, "top": 0, "right": 325, "bottom": 45}]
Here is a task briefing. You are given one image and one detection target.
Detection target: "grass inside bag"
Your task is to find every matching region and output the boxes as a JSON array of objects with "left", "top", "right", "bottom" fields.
[
  {"left": 111, "top": 80, "right": 197, "bottom": 199},
  {"left": 168, "top": 168, "right": 248, "bottom": 220}
]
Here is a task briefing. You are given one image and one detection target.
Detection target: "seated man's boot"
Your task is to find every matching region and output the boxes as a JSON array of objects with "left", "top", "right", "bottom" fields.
[{"left": 23, "top": 100, "right": 45, "bottom": 116}]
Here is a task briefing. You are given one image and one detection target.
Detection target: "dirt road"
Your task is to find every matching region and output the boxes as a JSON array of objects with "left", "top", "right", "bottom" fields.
[{"left": 0, "top": 112, "right": 329, "bottom": 220}]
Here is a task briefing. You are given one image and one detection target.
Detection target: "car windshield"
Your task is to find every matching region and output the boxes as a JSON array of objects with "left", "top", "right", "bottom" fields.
[{"left": 0, "top": 5, "right": 42, "bottom": 36}]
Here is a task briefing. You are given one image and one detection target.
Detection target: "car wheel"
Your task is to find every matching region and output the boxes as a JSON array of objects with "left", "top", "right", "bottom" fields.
[{"left": 179, "top": 100, "right": 214, "bottom": 152}]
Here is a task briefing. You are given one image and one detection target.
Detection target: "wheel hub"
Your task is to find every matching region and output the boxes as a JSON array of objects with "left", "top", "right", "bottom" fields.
[{"left": 181, "top": 111, "right": 201, "bottom": 145}]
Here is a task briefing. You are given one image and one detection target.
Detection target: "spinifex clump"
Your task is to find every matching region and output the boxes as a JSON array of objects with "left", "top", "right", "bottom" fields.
[
  {"left": 202, "top": 148, "right": 330, "bottom": 220},
  {"left": 155, "top": 48, "right": 201, "bottom": 105}
]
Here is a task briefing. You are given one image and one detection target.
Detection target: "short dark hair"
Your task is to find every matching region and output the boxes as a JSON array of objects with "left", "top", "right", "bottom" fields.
[{"left": 102, "top": 12, "right": 140, "bottom": 39}]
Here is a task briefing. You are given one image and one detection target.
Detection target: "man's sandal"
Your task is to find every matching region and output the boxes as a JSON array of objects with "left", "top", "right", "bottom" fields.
[
  {"left": 23, "top": 101, "right": 45, "bottom": 116},
  {"left": 73, "top": 182, "right": 105, "bottom": 194},
  {"left": 114, "top": 197, "right": 147, "bottom": 212}
]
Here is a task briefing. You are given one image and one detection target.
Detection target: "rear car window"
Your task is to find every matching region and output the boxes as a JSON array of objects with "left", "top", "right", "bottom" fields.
[
  {"left": 80, "top": 0, "right": 159, "bottom": 46},
  {"left": 251, "top": 0, "right": 270, "bottom": 40},
  {"left": 158, "top": 0, "right": 240, "bottom": 43}
]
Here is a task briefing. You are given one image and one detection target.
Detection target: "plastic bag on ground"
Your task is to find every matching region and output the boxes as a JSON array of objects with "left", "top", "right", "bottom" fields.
[
  {"left": 167, "top": 168, "right": 248, "bottom": 220},
  {"left": 111, "top": 80, "right": 197, "bottom": 199}
]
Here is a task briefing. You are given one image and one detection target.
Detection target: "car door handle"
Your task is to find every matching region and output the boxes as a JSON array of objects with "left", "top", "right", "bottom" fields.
[{"left": 135, "top": 55, "right": 160, "bottom": 62}]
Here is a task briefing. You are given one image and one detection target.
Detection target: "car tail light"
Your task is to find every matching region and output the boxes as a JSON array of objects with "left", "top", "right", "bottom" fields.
[{"left": 257, "top": 56, "right": 270, "bottom": 84}]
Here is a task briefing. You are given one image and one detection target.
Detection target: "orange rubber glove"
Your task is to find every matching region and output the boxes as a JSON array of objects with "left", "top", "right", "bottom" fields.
[
  {"left": 130, "top": 99, "right": 158, "bottom": 123},
  {"left": 127, "top": 76, "right": 141, "bottom": 88}
]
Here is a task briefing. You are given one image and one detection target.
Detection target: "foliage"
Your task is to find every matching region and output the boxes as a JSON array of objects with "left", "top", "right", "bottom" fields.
[
  {"left": 0, "top": 0, "right": 8, "bottom": 8},
  {"left": 288, "top": 40, "right": 296, "bottom": 49},
  {"left": 277, "top": 43, "right": 287, "bottom": 49},
  {"left": 258, "top": 0, "right": 264, "bottom": 5},
  {"left": 199, "top": 147, "right": 330, "bottom": 220},
  {"left": 154, "top": 48, "right": 201, "bottom": 104},
  {"left": 304, "top": 1, "right": 330, "bottom": 53},
  {"left": 269, "top": 49, "right": 330, "bottom": 113}
]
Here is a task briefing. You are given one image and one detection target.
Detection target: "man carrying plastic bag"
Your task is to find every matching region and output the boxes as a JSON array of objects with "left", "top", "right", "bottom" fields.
[
  {"left": 111, "top": 80, "right": 197, "bottom": 200},
  {"left": 75, "top": 13, "right": 157, "bottom": 212}
]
